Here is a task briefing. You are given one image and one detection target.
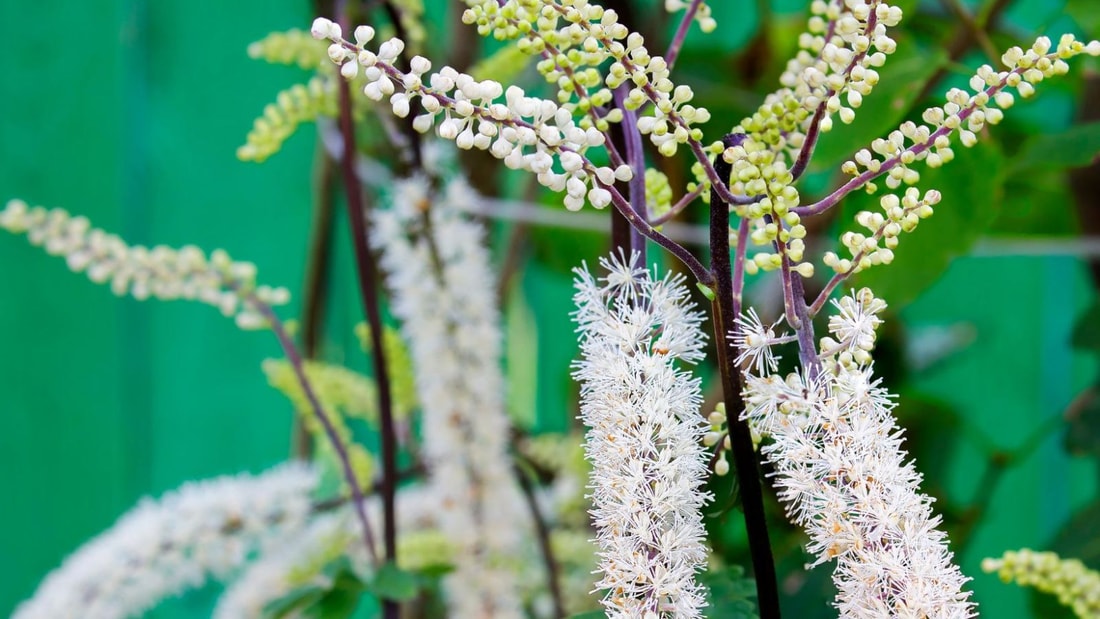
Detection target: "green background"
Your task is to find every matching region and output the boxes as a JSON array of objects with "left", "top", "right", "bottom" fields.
[{"left": 1, "top": 0, "right": 1097, "bottom": 617}]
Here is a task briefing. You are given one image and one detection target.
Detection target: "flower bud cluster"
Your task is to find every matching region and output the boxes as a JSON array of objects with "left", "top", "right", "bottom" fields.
[
  {"left": 818, "top": 287, "right": 887, "bottom": 368},
  {"left": 312, "top": 16, "right": 632, "bottom": 211},
  {"left": 664, "top": 0, "right": 717, "bottom": 34},
  {"left": 0, "top": 200, "right": 289, "bottom": 329},
  {"left": 644, "top": 168, "right": 673, "bottom": 221},
  {"left": 839, "top": 34, "right": 1100, "bottom": 192},
  {"left": 14, "top": 464, "right": 318, "bottom": 619},
  {"left": 238, "top": 76, "right": 340, "bottom": 162},
  {"left": 982, "top": 549, "right": 1100, "bottom": 618},
  {"left": 734, "top": 0, "right": 903, "bottom": 173},
  {"left": 719, "top": 140, "right": 813, "bottom": 277},
  {"left": 702, "top": 402, "right": 734, "bottom": 476},
  {"left": 459, "top": 0, "right": 712, "bottom": 157},
  {"left": 824, "top": 187, "right": 939, "bottom": 276}
]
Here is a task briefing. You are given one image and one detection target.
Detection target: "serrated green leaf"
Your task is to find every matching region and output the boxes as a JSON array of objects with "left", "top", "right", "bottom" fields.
[
  {"left": 366, "top": 561, "right": 420, "bottom": 602},
  {"left": 1011, "top": 122, "right": 1100, "bottom": 172},
  {"left": 849, "top": 140, "right": 1005, "bottom": 309},
  {"left": 808, "top": 38, "right": 947, "bottom": 174}
]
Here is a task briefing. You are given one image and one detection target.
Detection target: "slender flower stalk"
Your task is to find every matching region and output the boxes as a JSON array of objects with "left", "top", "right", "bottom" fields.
[
  {"left": 372, "top": 175, "right": 525, "bottom": 618},
  {"left": 572, "top": 253, "right": 711, "bottom": 618},
  {"left": 13, "top": 464, "right": 318, "bottom": 619}
]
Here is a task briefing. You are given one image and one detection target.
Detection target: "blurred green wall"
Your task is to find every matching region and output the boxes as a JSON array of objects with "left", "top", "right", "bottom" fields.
[{"left": 0, "top": 1, "right": 320, "bottom": 614}]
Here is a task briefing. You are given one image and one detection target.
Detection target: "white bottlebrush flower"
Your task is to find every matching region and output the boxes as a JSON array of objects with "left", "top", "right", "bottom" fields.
[
  {"left": 372, "top": 175, "right": 525, "bottom": 619},
  {"left": 742, "top": 365, "right": 975, "bottom": 618},
  {"left": 14, "top": 463, "right": 318, "bottom": 619},
  {"left": 572, "top": 253, "right": 711, "bottom": 619}
]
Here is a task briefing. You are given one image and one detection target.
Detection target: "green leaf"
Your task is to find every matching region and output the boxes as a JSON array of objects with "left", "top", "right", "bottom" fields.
[
  {"left": 808, "top": 38, "right": 947, "bottom": 174},
  {"left": 849, "top": 139, "right": 1005, "bottom": 309},
  {"left": 1064, "top": 383, "right": 1100, "bottom": 456},
  {"left": 263, "top": 584, "right": 328, "bottom": 618},
  {"left": 1072, "top": 300, "right": 1100, "bottom": 352},
  {"left": 1067, "top": 0, "right": 1100, "bottom": 35},
  {"left": 566, "top": 611, "right": 607, "bottom": 619},
  {"left": 1011, "top": 122, "right": 1100, "bottom": 172},
  {"left": 699, "top": 564, "right": 758, "bottom": 618},
  {"left": 365, "top": 561, "right": 420, "bottom": 602}
]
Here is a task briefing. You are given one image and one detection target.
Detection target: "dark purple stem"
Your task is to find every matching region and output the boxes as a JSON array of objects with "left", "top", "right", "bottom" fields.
[
  {"left": 710, "top": 135, "right": 781, "bottom": 619},
  {"left": 250, "top": 297, "right": 380, "bottom": 565}
]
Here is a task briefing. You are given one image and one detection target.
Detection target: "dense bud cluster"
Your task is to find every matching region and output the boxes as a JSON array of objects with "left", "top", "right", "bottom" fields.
[
  {"left": 459, "top": 0, "right": 712, "bottom": 158},
  {"left": 0, "top": 200, "right": 289, "bottom": 329},
  {"left": 823, "top": 187, "right": 939, "bottom": 275},
  {"left": 238, "top": 76, "right": 340, "bottom": 162},
  {"left": 982, "top": 549, "right": 1100, "bottom": 618}
]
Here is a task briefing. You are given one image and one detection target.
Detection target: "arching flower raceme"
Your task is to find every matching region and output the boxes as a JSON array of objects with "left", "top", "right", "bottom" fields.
[
  {"left": 14, "top": 464, "right": 318, "bottom": 619},
  {"left": 573, "top": 253, "right": 711, "bottom": 618},
  {"left": 372, "top": 175, "right": 525, "bottom": 619}
]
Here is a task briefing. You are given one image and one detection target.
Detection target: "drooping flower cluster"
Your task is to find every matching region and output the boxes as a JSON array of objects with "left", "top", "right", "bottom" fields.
[
  {"left": 460, "top": 0, "right": 713, "bottom": 157},
  {"left": 0, "top": 200, "right": 290, "bottom": 329},
  {"left": 572, "top": 253, "right": 711, "bottom": 618},
  {"left": 982, "top": 549, "right": 1100, "bottom": 618},
  {"left": 14, "top": 464, "right": 318, "bottom": 619},
  {"left": 312, "top": 17, "right": 631, "bottom": 212},
  {"left": 739, "top": 290, "right": 974, "bottom": 617},
  {"left": 372, "top": 175, "right": 525, "bottom": 619}
]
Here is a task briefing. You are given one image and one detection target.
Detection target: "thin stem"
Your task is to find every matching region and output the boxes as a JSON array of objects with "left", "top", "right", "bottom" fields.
[
  {"left": 615, "top": 86, "right": 649, "bottom": 262},
  {"left": 295, "top": 143, "right": 339, "bottom": 459},
  {"left": 709, "top": 135, "right": 781, "bottom": 619},
  {"left": 337, "top": 59, "right": 400, "bottom": 619},
  {"left": 790, "top": 104, "right": 826, "bottom": 181},
  {"left": 665, "top": 0, "right": 704, "bottom": 71},
  {"left": 249, "top": 297, "right": 380, "bottom": 565},
  {"left": 650, "top": 183, "right": 704, "bottom": 226},
  {"left": 796, "top": 50, "right": 1041, "bottom": 219},
  {"left": 606, "top": 181, "right": 713, "bottom": 286},
  {"left": 513, "top": 461, "right": 565, "bottom": 619}
]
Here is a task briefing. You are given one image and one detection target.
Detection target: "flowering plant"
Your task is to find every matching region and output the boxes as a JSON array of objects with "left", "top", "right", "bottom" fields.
[{"left": 4, "top": 1, "right": 1100, "bottom": 618}]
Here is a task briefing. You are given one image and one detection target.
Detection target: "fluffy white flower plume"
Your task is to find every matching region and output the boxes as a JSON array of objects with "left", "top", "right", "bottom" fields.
[
  {"left": 572, "top": 253, "right": 711, "bottom": 619},
  {"left": 14, "top": 464, "right": 318, "bottom": 619},
  {"left": 740, "top": 290, "right": 974, "bottom": 617},
  {"left": 214, "top": 484, "right": 444, "bottom": 618},
  {"left": 372, "top": 176, "right": 524, "bottom": 619}
]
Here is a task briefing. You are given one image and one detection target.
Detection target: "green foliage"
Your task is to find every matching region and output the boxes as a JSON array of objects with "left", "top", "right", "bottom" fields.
[
  {"left": 355, "top": 323, "right": 418, "bottom": 419},
  {"left": 1011, "top": 121, "right": 1100, "bottom": 171},
  {"left": 469, "top": 43, "right": 534, "bottom": 86},
  {"left": 365, "top": 562, "right": 421, "bottom": 603},
  {"left": 264, "top": 557, "right": 365, "bottom": 619},
  {"left": 700, "top": 564, "right": 758, "bottom": 618}
]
